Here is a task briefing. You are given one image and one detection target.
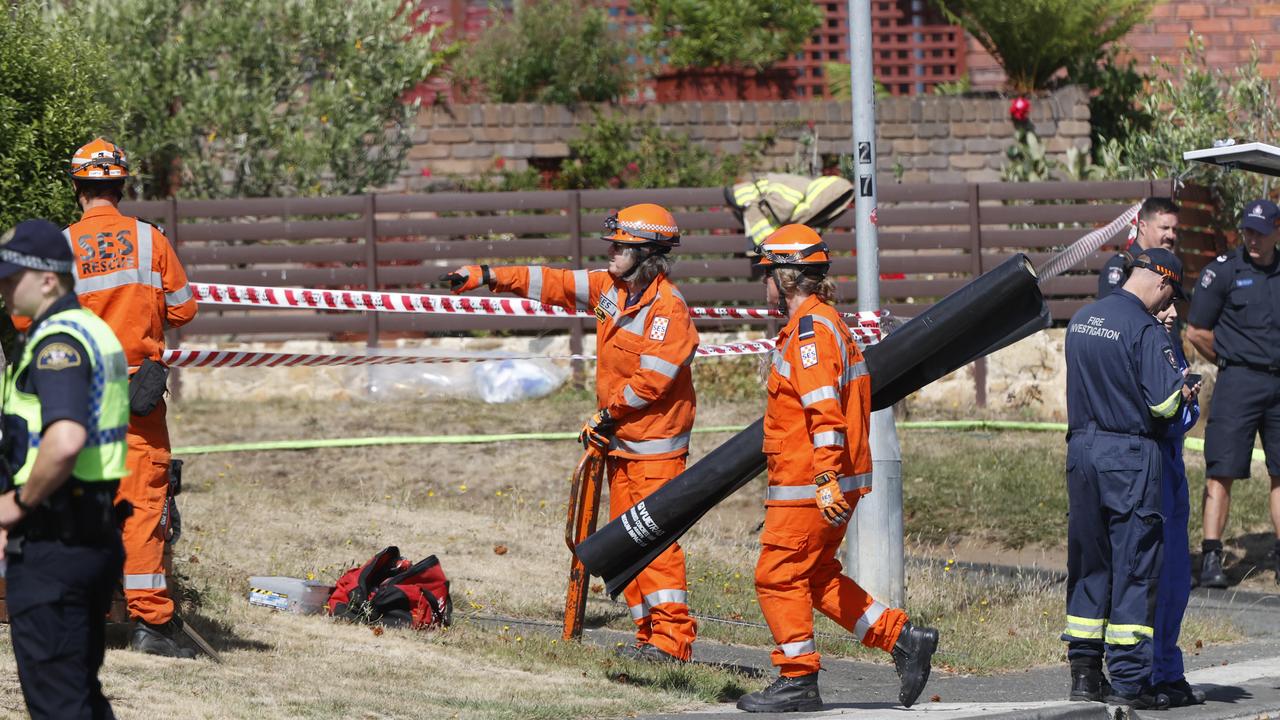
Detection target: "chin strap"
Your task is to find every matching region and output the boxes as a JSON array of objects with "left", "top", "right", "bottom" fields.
[{"left": 617, "top": 244, "right": 665, "bottom": 282}]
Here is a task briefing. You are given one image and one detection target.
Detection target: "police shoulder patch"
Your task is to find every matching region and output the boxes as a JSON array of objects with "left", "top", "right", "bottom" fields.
[
  {"left": 800, "top": 342, "right": 819, "bottom": 368},
  {"left": 1163, "top": 346, "right": 1178, "bottom": 370},
  {"left": 649, "top": 316, "right": 669, "bottom": 341},
  {"left": 36, "top": 341, "right": 82, "bottom": 371},
  {"left": 1200, "top": 267, "right": 1216, "bottom": 288}
]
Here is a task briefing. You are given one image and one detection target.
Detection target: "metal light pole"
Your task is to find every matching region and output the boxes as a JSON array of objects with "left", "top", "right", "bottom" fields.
[{"left": 845, "top": 0, "right": 905, "bottom": 608}]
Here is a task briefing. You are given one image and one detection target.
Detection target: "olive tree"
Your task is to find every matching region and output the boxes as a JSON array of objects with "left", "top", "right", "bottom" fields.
[
  {"left": 0, "top": 3, "right": 115, "bottom": 228},
  {"left": 73, "top": 0, "right": 453, "bottom": 199}
]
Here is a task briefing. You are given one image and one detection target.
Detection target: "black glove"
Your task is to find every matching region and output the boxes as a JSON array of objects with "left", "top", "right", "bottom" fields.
[
  {"left": 579, "top": 408, "right": 616, "bottom": 452},
  {"left": 438, "top": 264, "right": 490, "bottom": 294}
]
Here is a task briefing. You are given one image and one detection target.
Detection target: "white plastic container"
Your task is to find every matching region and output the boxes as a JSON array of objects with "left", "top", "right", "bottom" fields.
[{"left": 247, "top": 576, "right": 333, "bottom": 615}]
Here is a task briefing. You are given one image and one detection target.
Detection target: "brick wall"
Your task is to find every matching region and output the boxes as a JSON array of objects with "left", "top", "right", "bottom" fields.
[
  {"left": 967, "top": 0, "right": 1280, "bottom": 91},
  {"left": 398, "top": 85, "right": 1090, "bottom": 190}
]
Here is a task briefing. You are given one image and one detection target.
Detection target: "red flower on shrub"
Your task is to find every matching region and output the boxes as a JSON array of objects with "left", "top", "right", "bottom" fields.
[
  {"left": 420, "top": 167, "right": 432, "bottom": 177},
  {"left": 625, "top": 162, "right": 639, "bottom": 174},
  {"left": 494, "top": 157, "right": 506, "bottom": 170},
  {"left": 1009, "top": 97, "right": 1031, "bottom": 123}
]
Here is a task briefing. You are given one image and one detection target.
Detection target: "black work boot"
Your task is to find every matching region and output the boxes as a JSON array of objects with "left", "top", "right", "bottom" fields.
[
  {"left": 1273, "top": 541, "right": 1280, "bottom": 586},
  {"left": 1104, "top": 685, "right": 1169, "bottom": 710},
  {"left": 1158, "top": 678, "right": 1206, "bottom": 707},
  {"left": 1068, "top": 659, "right": 1111, "bottom": 702},
  {"left": 737, "top": 672, "right": 822, "bottom": 713},
  {"left": 131, "top": 618, "right": 198, "bottom": 659},
  {"left": 635, "top": 642, "right": 686, "bottom": 663},
  {"left": 613, "top": 642, "right": 645, "bottom": 660},
  {"left": 1200, "top": 548, "right": 1229, "bottom": 588},
  {"left": 892, "top": 621, "right": 939, "bottom": 708}
]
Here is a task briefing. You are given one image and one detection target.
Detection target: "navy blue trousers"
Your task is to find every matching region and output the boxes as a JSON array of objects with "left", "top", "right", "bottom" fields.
[
  {"left": 6, "top": 537, "right": 123, "bottom": 720},
  {"left": 1063, "top": 428, "right": 1163, "bottom": 696},
  {"left": 1152, "top": 437, "right": 1191, "bottom": 684}
]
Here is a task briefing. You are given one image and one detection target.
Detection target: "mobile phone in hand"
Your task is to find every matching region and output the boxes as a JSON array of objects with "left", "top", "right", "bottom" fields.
[{"left": 1185, "top": 373, "right": 1203, "bottom": 387}]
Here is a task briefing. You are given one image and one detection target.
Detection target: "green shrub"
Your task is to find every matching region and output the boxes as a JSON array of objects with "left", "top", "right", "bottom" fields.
[
  {"left": 1067, "top": 46, "right": 1154, "bottom": 161},
  {"left": 455, "top": 0, "right": 631, "bottom": 104},
  {"left": 1002, "top": 127, "right": 1057, "bottom": 183},
  {"left": 935, "top": 0, "right": 1152, "bottom": 94},
  {"left": 1093, "top": 34, "right": 1280, "bottom": 235},
  {"left": 636, "top": 0, "right": 823, "bottom": 71},
  {"left": 71, "top": 0, "right": 453, "bottom": 199},
  {"left": 557, "top": 112, "right": 773, "bottom": 190},
  {"left": 822, "top": 62, "right": 891, "bottom": 101},
  {"left": 0, "top": 4, "right": 114, "bottom": 228}
]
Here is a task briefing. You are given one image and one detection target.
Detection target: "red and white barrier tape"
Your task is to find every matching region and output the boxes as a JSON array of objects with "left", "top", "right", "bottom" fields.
[
  {"left": 188, "top": 281, "right": 883, "bottom": 340},
  {"left": 162, "top": 338, "right": 781, "bottom": 369}
]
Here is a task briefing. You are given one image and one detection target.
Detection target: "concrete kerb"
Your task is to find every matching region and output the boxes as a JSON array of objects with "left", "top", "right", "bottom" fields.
[{"left": 464, "top": 565, "right": 1280, "bottom": 720}]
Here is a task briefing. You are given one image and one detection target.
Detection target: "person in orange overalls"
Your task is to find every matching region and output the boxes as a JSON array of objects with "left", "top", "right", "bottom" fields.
[
  {"left": 737, "top": 225, "right": 939, "bottom": 713},
  {"left": 443, "top": 204, "right": 698, "bottom": 662},
  {"left": 64, "top": 138, "right": 198, "bottom": 658}
]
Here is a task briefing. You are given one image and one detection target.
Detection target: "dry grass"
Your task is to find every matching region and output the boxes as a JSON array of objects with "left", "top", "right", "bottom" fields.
[{"left": 0, "top": 392, "right": 1246, "bottom": 718}]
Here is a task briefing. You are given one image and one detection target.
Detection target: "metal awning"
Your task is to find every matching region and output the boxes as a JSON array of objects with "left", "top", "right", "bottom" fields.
[{"left": 1184, "top": 142, "right": 1280, "bottom": 177}]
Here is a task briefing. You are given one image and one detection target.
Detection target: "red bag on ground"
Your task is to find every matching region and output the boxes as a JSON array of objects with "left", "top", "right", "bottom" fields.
[{"left": 327, "top": 546, "right": 452, "bottom": 629}]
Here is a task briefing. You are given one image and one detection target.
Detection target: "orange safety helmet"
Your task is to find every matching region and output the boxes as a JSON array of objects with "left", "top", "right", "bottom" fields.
[
  {"left": 601, "top": 203, "right": 680, "bottom": 250},
  {"left": 69, "top": 137, "right": 130, "bottom": 181},
  {"left": 756, "top": 224, "right": 831, "bottom": 267}
]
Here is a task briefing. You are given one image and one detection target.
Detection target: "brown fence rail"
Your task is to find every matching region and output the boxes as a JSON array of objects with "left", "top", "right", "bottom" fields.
[{"left": 122, "top": 179, "right": 1217, "bottom": 355}]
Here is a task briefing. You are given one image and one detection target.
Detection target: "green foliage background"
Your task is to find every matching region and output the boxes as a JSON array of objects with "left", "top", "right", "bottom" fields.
[
  {"left": 455, "top": 0, "right": 632, "bottom": 105},
  {"left": 635, "top": 0, "right": 822, "bottom": 71},
  {"left": 0, "top": 4, "right": 115, "bottom": 228},
  {"left": 1003, "top": 34, "right": 1280, "bottom": 236},
  {"left": 2, "top": 0, "right": 451, "bottom": 223},
  {"left": 557, "top": 113, "right": 773, "bottom": 190},
  {"left": 77, "top": 0, "right": 451, "bottom": 199},
  {"left": 934, "top": 0, "right": 1151, "bottom": 94},
  {"left": 1107, "top": 36, "right": 1280, "bottom": 232}
]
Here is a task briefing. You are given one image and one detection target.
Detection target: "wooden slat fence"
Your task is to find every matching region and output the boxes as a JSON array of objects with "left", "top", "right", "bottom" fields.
[{"left": 121, "top": 179, "right": 1219, "bottom": 360}]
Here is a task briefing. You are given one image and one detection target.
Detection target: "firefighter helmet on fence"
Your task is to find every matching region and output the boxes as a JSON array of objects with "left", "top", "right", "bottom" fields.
[
  {"left": 69, "top": 138, "right": 130, "bottom": 181},
  {"left": 756, "top": 224, "right": 831, "bottom": 268},
  {"left": 601, "top": 203, "right": 680, "bottom": 251}
]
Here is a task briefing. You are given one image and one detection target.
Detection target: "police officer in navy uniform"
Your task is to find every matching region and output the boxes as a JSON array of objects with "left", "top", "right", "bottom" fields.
[
  {"left": 1098, "top": 198, "right": 1180, "bottom": 299},
  {"left": 0, "top": 220, "right": 130, "bottom": 720},
  {"left": 1063, "top": 247, "right": 1189, "bottom": 710},
  {"left": 1186, "top": 198, "right": 1280, "bottom": 587}
]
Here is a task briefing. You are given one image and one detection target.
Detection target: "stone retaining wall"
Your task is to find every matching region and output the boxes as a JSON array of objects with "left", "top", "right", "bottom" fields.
[{"left": 396, "top": 85, "right": 1090, "bottom": 191}]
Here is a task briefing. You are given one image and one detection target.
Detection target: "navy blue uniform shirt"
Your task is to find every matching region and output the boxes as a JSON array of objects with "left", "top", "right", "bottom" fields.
[
  {"left": 13, "top": 293, "right": 94, "bottom": 432},
  {"left": 1097, "top": 240, "right": 1137, "bottom": 299},
  {"left": 1187, "top": 245, "right": 1280, "bottom": 367},
  {"left": 1066, "top": 289, "right": 1185, "bottom": 436}
]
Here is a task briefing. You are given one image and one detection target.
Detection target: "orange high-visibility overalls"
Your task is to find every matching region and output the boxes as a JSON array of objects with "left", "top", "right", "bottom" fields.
[
  {"left": 758, "top": 296, "right": 908, "bottom": 676},
  {"left": 492, "top": 266, "right": 699, "bottom": 660},
  {"left": 64, "top": 205, "right": 197, "bottom": 625}
]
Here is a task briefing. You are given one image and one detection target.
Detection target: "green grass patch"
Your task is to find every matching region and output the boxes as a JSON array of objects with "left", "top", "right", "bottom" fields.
[
  {"left": 901, "top": 426, "right": 1279, "bottom": 558},
  {"left": 903, "top": 429, "right": 1067, "bottom": 548}
]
